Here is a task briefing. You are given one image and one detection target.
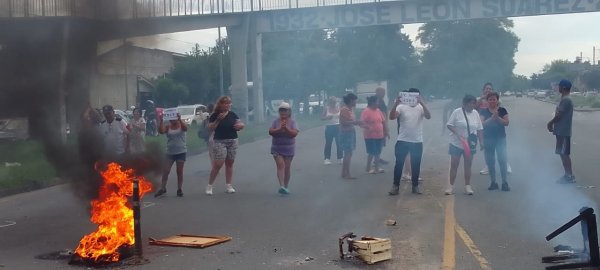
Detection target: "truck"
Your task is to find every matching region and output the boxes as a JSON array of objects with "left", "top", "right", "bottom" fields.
[{"left": 354, "top": 81, "right": 388, "bottom": 110}]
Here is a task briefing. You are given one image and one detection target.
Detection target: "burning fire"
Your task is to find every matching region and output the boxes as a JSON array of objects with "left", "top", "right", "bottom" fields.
[{"left": 75, "top": 162, "right": 152, "bottom": 262}]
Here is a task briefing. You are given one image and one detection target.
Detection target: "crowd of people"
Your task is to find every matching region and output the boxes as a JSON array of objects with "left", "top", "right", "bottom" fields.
[{"left": 89, "top": 79, "right": 575, "bottom": 197}]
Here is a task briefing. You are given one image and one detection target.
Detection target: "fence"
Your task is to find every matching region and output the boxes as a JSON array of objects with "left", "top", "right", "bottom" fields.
[{"left": 0, "top": 0, "right": 384, "bottom": 19}]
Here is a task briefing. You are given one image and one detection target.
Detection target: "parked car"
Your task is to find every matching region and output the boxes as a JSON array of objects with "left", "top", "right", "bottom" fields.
[
  {"left": 503, "top": 91, "right": 514, "bottom": 96},
  {"left": 516, "top": 92, "right": 523, "bottom": 97},
  {"left": 114, "top": 110, "right": 130, "bottom": 125},
  {"left": 536, "top": 91, "right": 547, "bottom": 98},
  {"left": 527, "top": 91, "right": 536, "bottom": 98},
  {"left": 177, "top": 104, "right": 207, "bottom": 126}
]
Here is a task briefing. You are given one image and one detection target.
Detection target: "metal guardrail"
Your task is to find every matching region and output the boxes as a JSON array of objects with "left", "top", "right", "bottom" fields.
[{"left": 0, "top": 0, "right": 383, "bottom": 19}]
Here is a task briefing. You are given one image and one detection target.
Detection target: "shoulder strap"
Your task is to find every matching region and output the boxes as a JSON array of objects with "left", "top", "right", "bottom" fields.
[{"left": 462, "top": 108, "right": 471, "bottom": 135}]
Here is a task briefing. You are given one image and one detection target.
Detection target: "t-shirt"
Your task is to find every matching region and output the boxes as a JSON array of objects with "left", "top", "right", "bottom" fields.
[
  {"left": 396, "top": 104, "right": 425, "bottom": 143},
  {"left": 270, "top": 118, "right": 298, "bottom": 156},
  {"left": 480, "top": 107, "right": 508, "bottom": 139},
  {"left": 554, "top": 96, "right": 574, "bottom": 137},
  {"left": 209, "top": 111, "right": 240, "bottom": 140},
  {"left": 166, "top": 126, "right": 187, "bottom": 155},
  {"left": 446, "top": 108, "right": 483, "bottom": 149},
  {"left": 360, "top": 108, "right": 385, "bottom": 139},
  {"left": 98, "top": 119, "right": 129, "bottom": 156}
]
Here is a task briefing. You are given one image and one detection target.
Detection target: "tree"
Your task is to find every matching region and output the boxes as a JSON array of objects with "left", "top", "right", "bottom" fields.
[
  {"left": 418, "top": 19, "right": 519, "bottom": 97},
  {"left": 581, "top": 69, "right": 600, "bottom": 91},
  {"left": 332, "top": 24, "right": 419, "bottom": 92},
  {"left": 531, "top": 60, "right": 579, "bottom": 89},
  {"left": 154, "top": 77, "right": 189, "bottom": 107},
  {"left": 510, "top": 74, "right": 531, "bottom": 91}
]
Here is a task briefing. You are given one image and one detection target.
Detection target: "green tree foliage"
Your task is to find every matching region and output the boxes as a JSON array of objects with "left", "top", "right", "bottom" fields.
[
  {"left": 262, "top": 25, "right": 418, "bottom": 101},
  {"left": 531, "top": 60, "right": 579, "bottom": 89},
  {"left": 510, "top": 74, "right": 531, "bottom": 91},
  {"left": 154, "top": 77, "right": 189, "bottom": 107},
  {"left": 418, "top": 19, "right": 519, "bottom": 97},
  {"left": 581, "top": 69, "right": 600, "bottom": 90},
  {"left": 262, "top": 30, "right": 338, "bottom": 101},
  {"left": 332, "top": 25, "right": 419, "bottom": 92},
  {"left": 164, "top": 41, "right": 230, "bottom": 106}
]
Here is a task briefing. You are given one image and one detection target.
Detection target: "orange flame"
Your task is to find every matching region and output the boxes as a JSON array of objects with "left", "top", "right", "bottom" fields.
[{"left": 75, "top": 162, "right": 152, "bottom": 262}]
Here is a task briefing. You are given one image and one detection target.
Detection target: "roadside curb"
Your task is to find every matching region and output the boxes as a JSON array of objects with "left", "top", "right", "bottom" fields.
[{"left": 533, "top": 98, "right": 600, "bottom": 112}]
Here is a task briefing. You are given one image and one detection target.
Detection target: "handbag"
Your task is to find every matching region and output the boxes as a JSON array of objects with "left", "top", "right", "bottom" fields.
[{"left": 462, "top": 108, "right": 478, "bottom": 152}]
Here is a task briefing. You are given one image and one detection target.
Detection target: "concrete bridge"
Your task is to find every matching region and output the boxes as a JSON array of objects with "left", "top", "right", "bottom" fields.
[{"left": 0, "top": 0, "right": 598, "bottom": 140}]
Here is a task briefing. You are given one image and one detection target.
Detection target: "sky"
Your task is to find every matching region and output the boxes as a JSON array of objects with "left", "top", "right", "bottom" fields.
[{"left": 103, "top": 12, "right": 600, "bottom": 76}]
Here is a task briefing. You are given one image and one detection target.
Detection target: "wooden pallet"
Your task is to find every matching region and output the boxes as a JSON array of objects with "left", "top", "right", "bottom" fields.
[{"left": 352, "top": 237, "right": 392, "bottom": 265}]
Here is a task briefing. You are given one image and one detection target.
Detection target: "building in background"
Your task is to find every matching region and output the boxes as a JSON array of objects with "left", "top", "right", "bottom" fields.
[{"left": 90, "top": 44, "right": 184, "bottom": 110}]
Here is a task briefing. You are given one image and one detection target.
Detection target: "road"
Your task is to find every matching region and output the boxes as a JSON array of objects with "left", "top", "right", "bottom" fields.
[{"left": 0, "top": 97, "right": 599, "bottom": 270}]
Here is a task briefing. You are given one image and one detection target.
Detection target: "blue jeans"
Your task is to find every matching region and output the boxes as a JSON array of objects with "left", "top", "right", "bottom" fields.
[
  {"left": 484, "top": 137, "right": 508, "bottom": 184},
  {"left": 324, "top": 125, "right": 343, "bottom": 160}
]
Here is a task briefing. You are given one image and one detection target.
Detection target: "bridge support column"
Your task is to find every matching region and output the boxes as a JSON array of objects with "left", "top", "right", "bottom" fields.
[
  {"left": 227, "top": 15, "right": 250, "bottom": 123},
  {"left": 249, "top": 21, "right": 265, "bottom": 124}
]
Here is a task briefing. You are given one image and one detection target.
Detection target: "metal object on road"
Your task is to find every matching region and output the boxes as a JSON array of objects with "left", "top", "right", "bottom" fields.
[
  {"left": 132, "top": 179, "right": 142, "bottom": 258},
  {"left": 542, "top": 207, "right": 600, "bottom": 270}
]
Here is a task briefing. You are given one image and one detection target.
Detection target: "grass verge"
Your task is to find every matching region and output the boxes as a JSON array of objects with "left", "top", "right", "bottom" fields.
[{"left": 0, "top": 116, "right": 323, "bottom": 196}]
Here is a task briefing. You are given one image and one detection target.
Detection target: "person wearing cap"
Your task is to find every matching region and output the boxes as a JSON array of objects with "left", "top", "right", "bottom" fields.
[
  {"left": 98, "top": 105, "right": 130, "bottom": 158},
  {"left": 547, "top": 79, "right": 575, "bottom": 183},
  {"left": 269, "top": 102, "right": 299, "bottom": 195}
]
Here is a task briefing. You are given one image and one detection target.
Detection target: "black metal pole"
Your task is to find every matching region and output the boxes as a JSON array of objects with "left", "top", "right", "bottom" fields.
[{"left": 132, "top": 179, "right": 142, "bottom": 257}]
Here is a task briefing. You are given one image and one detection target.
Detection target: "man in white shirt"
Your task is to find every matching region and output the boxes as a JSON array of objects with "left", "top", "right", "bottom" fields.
[
  {"left": 98, "top": 105, "right": 129, "bottom": 158},
  {"left": 388, "top": 88, "right": 431, "bottom": 195}
]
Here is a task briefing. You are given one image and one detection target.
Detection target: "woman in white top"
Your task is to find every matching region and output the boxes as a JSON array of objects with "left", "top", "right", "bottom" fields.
[
  {"left": 321, "top": 97, "right": 343, "bottom": 165},
  {"left": 445, "top": 95, "right": 484, "bottom": 195},
  {"left": 128, "top": 108, "right": 146, "bottom": 154}
]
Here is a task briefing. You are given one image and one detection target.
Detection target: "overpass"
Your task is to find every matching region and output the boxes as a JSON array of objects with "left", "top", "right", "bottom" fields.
[{"left": 0, "top": 0, "right": 598, "bottom": 140}]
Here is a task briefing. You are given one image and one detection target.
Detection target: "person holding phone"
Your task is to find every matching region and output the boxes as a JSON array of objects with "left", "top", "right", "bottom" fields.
[
  {"left": 389, "top": 88, "right": 431, "bottom": 195},
  {"left": 206, "top": 96, "right": 245, "bottom": 195},
  {"left": 269, "top": 102, "right": 299, "bottom": 195},
  {"left": 480, "top": 92, "right": 510, "bottom": 191}
]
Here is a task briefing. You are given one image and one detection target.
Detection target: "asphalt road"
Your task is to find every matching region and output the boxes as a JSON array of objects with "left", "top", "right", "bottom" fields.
[{"left": 0, "top": 97, "right": 599, "bottom": 270}]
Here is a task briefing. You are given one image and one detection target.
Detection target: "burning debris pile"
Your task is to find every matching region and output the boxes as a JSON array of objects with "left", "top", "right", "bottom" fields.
[{"left": 72, "top": 162, "right": 152, "bottom": 265}]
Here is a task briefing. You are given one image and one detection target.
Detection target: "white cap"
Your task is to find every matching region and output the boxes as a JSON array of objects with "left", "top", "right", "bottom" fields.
[{"left": 279, "top": 102, "right": 291, "bottom": 110}]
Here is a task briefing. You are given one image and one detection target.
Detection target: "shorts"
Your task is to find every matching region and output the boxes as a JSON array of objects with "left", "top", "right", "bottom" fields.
[
  {"left": 448, "top": 144, "right": 476, "bottom": 156},
  {"left": 555, "top": 136, "right": 571, "bottom": 156},
  {"left": 339, "top": 131, "right": 356, "bottom": 153},
  {"left": 211, "top": 139, "right": 239, "bottom": 160},
  {"left": 272, "top": 152, "right": 294, "bottom": 160},
  {"left": 166, "top": 152, "right": 187, "bottom": 162},
  {"left": 364, "top": 138, "right": 384, "bottom": 156}
]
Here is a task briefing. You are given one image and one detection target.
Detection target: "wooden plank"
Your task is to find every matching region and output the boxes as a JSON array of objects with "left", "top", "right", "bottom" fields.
[
  {"left": 352, "top": 237, "right": 391, "bottom": 253},
  {"left": 149, "top": 234, "right": 232, "bottom": 248},
  {"left": 357, "top": 250, "right": 392, "bottom": 265}
]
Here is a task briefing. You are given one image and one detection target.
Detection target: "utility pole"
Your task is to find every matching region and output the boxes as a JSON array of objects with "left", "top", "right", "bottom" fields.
[
  {"left": 218, "top": 27, "right": 224, "bottom": 97},
  {"left": 594, "top": 46, "right": 596, "bottom": 66},
  {"left": 123, "top": 39, "right": 130, "bottom": 109}
]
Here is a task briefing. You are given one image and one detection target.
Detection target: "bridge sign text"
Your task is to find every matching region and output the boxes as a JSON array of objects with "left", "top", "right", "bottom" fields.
[{"left": 256, "top": 0, "right": 600, "bottom": 32}]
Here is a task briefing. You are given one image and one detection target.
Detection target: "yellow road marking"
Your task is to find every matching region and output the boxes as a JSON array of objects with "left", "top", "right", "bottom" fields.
[
  {"left": 456, "top": 224, "right": 492, "bottom": 270},
  {"left": 442, "top": 196, "right": 455, "bottom": 270}
]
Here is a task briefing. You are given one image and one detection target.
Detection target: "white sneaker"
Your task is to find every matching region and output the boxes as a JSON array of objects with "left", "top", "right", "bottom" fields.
[
  {"left": 368, "top": 169, "right": 377, "bottom": 174},
  {"left": 507, "top": 164, "right": 512, "bottom": 174},
  {"left": 480, "top": 166, "right": 489, "bottom": 175},
  {"left": 445, "top": 186, "right": 454, "bottom": 195},
  {"left": 465, "top": 185, "right": 474, "bottom": 195},
  {"left": 226, "top": 184, "right": 236, "bottom": 194},
  {"left": 205, "top": 185, "right": 213, "bottom": 196},
  {"left": 324, "top": 159, "right": 332, "bottom": 165}
]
